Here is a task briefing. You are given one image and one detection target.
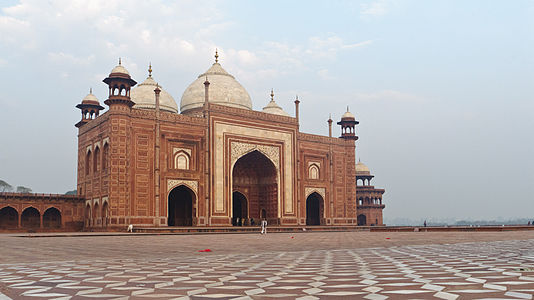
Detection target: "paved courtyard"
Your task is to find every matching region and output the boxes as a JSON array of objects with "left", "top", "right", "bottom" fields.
[{"left": 1, "top": 231, "right": 534, "bottom": 299}]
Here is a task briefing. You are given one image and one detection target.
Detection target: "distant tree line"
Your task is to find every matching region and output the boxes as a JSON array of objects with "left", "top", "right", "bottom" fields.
[{"left": 0, "top": 179, "right": 32, "bottom": 193}]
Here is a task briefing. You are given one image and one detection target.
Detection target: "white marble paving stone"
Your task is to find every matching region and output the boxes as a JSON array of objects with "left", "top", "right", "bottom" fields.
[
  {"left": 363, "top": 293, "right": 388, "bottom": 300},
  {"left": 504, "top": 291, "right": 533, "bottom": 299},
  {"left": 362, "top": 286, "right": 383, "bottom": 293}
]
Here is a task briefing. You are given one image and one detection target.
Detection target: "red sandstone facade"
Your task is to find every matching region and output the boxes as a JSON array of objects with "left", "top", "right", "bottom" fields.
[
  {"left": 76, "top": 58, "right": 361, "bottom": 228},
  {"left": 0, "top": 193, "right": 84, "bottom": 231}
]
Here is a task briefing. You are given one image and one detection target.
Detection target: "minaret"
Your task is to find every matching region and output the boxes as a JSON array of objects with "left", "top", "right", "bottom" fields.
[
  {"left": 327, "top": 114, "right": 333, "bottom": 137},
  {"left": 154, "top": 82, "right": 161, "bottom": 225},
  {"left": 75, "top": 88, "right": 104, "bottom": 128},
  {"left": 294, "top": 95, "right": 300, "bottom": 123},
  {"left": 103, "top": 58, "right": 137, "bottom": 109},
  {"left": 337, "top": 106, "right": 359, "bottom": 140}
]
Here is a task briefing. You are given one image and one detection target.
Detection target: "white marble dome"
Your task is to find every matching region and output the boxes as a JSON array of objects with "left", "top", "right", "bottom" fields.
[
  {"left": 262, "top": 90, "right": 289, "bottom": 116},
  {"left": 180, "top": 61, "right": 252, "bottom": 113},
  {"left": 356, "top": 161, "right": 371, "bottom": 175},
  {"left": 131, "top": 75, "right": 178, "bottom": 113}
]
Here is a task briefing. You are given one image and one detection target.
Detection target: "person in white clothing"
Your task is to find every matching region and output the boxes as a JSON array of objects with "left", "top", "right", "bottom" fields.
[{"left": 260, "top": 219, "right": 267, "bottom": 234}]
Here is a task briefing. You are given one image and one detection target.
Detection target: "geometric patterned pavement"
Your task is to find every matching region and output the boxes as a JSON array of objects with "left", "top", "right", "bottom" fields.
[{"left": 2, "top": 233, "right": 534, "bottom": 299}]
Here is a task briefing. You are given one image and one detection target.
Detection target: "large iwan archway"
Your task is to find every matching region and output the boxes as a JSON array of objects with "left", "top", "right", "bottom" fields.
[
  {"left": 306, "top": 192, "right": 324, "bottom": 225},
  {"left": 168, "top": 185, "right": 195, "bottom": 226},
  {"left": 232, "top": 150, "right": 278, "bottom": 224}
]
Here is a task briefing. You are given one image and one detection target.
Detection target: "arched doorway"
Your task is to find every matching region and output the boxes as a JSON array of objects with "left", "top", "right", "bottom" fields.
[
  {"left": 0, "top": 207, "right": 18, "bottom": 229},
  {"left": 43, "top": 207, "right": 61, "bottom": 228},
  {"left": 306, "top": 192, "right": 323, "bottom": 225},
  {"left": 168, "top": 185, "right": 194, "bottom": 226},
  {"left": 357, "top": 214, "right": 367, "bottom": 226},
  {"left": 21, "top": 207, "right": 40, "bottom": 228},
  {"left": 93, "top": 203, "right": 100, "bottom": 226},
  {"left": 85, "top": 204, "right": 91, "bottom": 227},
  {"left": 232, "top": 150, "right": 278, "bottom": 224},
  {"left": 232, "top": 191, "right": 248, "bottom": 226},
  {"left": 102, "top": 202, "right": 109, "bottom": 227}
]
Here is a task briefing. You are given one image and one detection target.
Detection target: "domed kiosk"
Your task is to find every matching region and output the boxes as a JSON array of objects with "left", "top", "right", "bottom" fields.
[{"left": 355, "top": 160, "right": 385, "bottom": 226}]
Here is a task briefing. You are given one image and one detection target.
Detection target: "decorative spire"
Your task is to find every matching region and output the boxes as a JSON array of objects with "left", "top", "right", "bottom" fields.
[
  {"left": 270, "top": 89, "right": 274, "bottom": 101},
  {"left": 148, "top": 62, "right": 152, "bottom": 77},
  {"left": 294, "top": 95, "right": 300, "bottom": 104},
  {"left": 89, "top": 87, "right": 92, "bottom": 94},
  {"left": 328, "top": 113, "right": 332, "bottom": 121},
  {"left": 215, "top": 48, "right": 219, "bottom": 63},
  {"left": 118, "top": 57, "right": 122, "bottom": 65},
  {"left": 347, "top": 105, "right": 349, "bottom": 112}
]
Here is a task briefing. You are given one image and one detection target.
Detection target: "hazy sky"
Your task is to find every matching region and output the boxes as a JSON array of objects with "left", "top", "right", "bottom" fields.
[{"left": 0, "top": 0, "right": 533, "bottom": 221}]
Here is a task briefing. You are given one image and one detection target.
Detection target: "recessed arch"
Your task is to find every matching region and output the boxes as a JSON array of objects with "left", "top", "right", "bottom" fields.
[
  {"left": 85, "top": 150, "right": 92, "bottom": 175},
  {"left": 21, "top": 207, "right": 40, "bottom": 228},
  {"left": 168, "top": 185, "right": 195, "bottom": 226},
  {"left": 306, "top": 192, "right": 324, "bottom": 225},
  {"left": 232, "top": 150, "right": 278, "bottom": 224},
  {"left": 232, "top": 191, "right": 248, "bottom": 226},
  {"left": 93, "top": 146, "right": 100, "bottom": 173},
  {"left": 308, "top": 164, "right": 320, "bottom": 180},
  {"left": 43, "top": 207, "right": 61, "bottom": 228},
  {"left": 174, "top": 151, "right": 190, "bottom": 170},
  {"left": 0, "top": 206, "right": 18, "bottom": 229},
  {"left": 102, "top": 201, "right": 109, "bottom": 227},
  {"left": 357, "top": 214, "right": 367, "bottom": 226}
]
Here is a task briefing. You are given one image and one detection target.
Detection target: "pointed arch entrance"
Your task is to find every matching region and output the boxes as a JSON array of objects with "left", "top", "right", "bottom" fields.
[
  {"left": 306, "top": 192, "right": 324, "bottom": 225},
  {"left": 43, "top": 207, "right": 61, "bottom": 228},
  {"left": 232, "top": 150, "right": 278, "bottom": 224},
  {"left": 168, "top": 185, "right": 194, "bottom": 226},
  {"left": 232, "top": 191, "right": 248, "bottom": 226},
  {"left": 0, "top": 207, "right": 18, "bottom": 229},
  {"left": 21, "top": 207, "right": 40, "bottom": 228},
  {"left": 357, "top": 214, "right": 367, "bottom": 226}
]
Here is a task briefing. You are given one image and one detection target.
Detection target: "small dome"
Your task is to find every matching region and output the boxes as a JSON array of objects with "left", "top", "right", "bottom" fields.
[
  {"left": 356, "top": 161, "right": 371, "bottom": 175},
  {"left": 81, "top": 90, "right": 99, "bottom": 104},
  {"left": 109, "top": 58, "right": 130, "bottom": 76},
  {"left": 342, "top": 110, "right": 355, "bottom": 120},
  {"left": 131, "top": 75, "right": 178, "bottom": 113},
  {"left": 180, "top": 53, "right": 252, "bottom": 113},
  {"left": 262, "top": 90, "right": 290, "bottom": 117}
]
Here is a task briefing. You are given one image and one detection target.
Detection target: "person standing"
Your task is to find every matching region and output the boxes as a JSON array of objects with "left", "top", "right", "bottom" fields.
[{"left": 261, "top": 219, "right": 267, "bottom": 234}]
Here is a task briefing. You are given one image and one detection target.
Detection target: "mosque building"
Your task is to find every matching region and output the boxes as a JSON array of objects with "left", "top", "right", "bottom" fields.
[{"left": 0, "top": 51, "right": 386, "bottom": 230}]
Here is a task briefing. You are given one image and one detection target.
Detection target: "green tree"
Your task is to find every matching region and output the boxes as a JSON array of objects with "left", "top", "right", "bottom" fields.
[
  {"left": 65, "top": 190, "right": 77, "bottom": 195},
  {"left": 16, "top": 186, "right": 32, "bottom": 193},
  {"left": 0, "top": 180, "right": 13, "bottom": 192}
]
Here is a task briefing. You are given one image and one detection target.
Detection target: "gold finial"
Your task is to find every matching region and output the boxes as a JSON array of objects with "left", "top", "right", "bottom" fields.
[
  {"left": 270, "top": 89, "right": 274, "bottom": 101},
  {"left": 148, "top": 62, "right": 152, "bottom": 77},
  {"left": 215, "top": 48, "right": 219, "bottom": 63},
  {"left": 119, "top": 57, "right": 122, "bottom": 65}
]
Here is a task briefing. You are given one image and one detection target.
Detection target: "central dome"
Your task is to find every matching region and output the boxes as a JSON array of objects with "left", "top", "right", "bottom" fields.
[{"left": 180, "top": 55, "right": 252, "bottom": 113}]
